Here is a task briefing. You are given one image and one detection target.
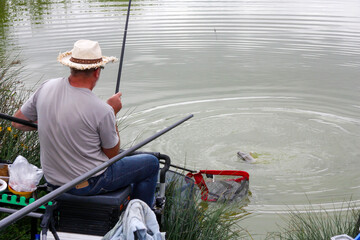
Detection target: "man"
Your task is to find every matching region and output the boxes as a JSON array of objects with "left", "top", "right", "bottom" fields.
[{"left": 12, "top": 39, "right": 159, "bottom": 207}]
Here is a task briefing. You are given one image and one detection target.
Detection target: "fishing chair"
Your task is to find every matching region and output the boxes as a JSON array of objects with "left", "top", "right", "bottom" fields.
[
  {"left": 41, "top": 185, "right": 132, "bottom": 239},
  {"left": 40, "top": 152, "right": 171, "bottom": 239}
]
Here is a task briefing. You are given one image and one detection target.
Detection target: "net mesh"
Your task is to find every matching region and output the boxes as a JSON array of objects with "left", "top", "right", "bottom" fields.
[{"left": 205, "top": 177, "right": 249, "bottom": 202}]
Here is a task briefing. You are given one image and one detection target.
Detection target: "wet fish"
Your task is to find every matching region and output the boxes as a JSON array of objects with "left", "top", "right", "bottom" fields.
[{"left": 237, "top": 151, "right": 256, "bottom": 163}]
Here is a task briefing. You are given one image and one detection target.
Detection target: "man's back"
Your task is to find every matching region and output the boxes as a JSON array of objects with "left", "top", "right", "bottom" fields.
[
  {"left": 13, "top": 39, "right": 159, "bottom": 207},
  {"left": 21, "top": 77, "right": 119, "bottom": 186}
]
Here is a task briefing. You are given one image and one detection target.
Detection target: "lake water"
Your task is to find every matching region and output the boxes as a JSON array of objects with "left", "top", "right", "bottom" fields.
[{"left": 1, "top": 0, "right": 360, "bottom": 238}]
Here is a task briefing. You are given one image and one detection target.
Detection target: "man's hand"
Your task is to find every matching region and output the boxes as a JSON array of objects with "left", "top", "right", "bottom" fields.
[{"left": 107, "top": 92, "right": 122, "bottom": 115}]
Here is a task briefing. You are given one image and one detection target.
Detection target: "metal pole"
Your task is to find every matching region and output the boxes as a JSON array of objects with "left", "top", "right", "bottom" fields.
[
  {"left": 0, "top": 114, "right": 193, "bottom": 230},
  {"left": 0, "top": 207, "right": 43, "bottom": 218},
  {"left": 0, "top": 113, "right": 37, "bottom": 129},
  {"left": 115, "top": 0, "right": 132, "bottom": 93}
]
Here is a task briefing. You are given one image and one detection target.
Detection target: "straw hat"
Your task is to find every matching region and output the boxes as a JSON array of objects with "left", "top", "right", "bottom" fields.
[{"left": 57, "top": 40, "right": 118, "bottom": 70}]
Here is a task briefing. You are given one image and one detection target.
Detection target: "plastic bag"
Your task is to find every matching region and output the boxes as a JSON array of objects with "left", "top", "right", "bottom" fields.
[
  {"left": 331, "top": 233, "right": 360, "bottom": 240},
  {"left": 8, "top": 155, "right": 43, "bottom": 192}
]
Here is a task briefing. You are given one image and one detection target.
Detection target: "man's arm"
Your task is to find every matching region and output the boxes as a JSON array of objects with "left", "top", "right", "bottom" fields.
[
  {"left": 102, "top": 91, "right": 122, "bottom": 159},
  {"left": 101, "top": 125, "right": 120, "bottom": 159},
  {"left": 12, "top": 109, "right": 37, "bottom": 131}
]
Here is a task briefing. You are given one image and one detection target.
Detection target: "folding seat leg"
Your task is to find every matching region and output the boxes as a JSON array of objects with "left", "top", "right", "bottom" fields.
[{"left": 40, "top": 202, "right": 60, "bottom": 240}]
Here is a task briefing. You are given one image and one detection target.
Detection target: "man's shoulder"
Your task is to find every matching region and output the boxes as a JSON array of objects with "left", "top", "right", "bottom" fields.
[
  {"left": 79, "top": 92, "right": 113, "bottom": 116},
  {"left": 89, "top": 97, "right": 113, "bottom": 112},
  {"left": 36, "top": 77, "right": 65, "bottom": 91},
  {"left": 42, "top": 77, "right": 65, "bottom": 85}
]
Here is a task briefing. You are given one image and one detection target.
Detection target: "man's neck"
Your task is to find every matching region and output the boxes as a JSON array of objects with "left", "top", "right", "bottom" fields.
[{"left": 68, "top": 75, "right": 95, "bottom": 90}]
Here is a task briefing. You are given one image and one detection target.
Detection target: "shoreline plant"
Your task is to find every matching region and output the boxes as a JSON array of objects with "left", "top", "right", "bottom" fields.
[
  {"left": 0, "top": 56, "right": 40, "bottom": 166},
  {"left": 0, "top": 56, "right": 41, "bottom": 239},
  {"left": 266, "top": 201, "right": 360, "bottom": 240}
]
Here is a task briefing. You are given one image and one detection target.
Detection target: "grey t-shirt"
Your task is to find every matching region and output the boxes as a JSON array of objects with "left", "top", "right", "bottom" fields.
[{"left": 21, "top": 77, "right": 119, "bottom": 186}]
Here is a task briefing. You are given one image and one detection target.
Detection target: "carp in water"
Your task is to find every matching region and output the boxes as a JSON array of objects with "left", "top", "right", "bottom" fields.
[{"left": 237, "top": 151, "right": 256, "bottom": 163}]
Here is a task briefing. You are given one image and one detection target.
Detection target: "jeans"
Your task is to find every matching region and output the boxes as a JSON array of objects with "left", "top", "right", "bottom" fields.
[{"left": 67, "top": 154, "right": 159, "bottom": 207}]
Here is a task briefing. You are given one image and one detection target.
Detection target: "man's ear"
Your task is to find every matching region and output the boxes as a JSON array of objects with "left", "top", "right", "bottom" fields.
[{"left": 94, "top": 68, "right": 101, "bottom": 78}]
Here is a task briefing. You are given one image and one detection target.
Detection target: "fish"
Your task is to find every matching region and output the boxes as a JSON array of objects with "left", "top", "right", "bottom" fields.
[{"left": 237, "top": 151, "right": 256, "bottom": 163}]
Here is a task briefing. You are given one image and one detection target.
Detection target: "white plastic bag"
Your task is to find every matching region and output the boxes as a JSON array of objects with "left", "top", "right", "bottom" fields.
[
  {"left": 331, "top": 234, "right": 354, "bottom": 240},
  {"left": 8, "top": 155, "right": 43, "bottom": 192}
]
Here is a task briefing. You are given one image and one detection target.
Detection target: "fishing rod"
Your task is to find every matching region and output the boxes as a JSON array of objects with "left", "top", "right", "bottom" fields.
[
  {"left": 0, "top": 112, "right": 198, "bottom": 174},
  {"left": 0, "top": 113, "right": 37, "bottom": 129},
  {"left": 2, "top": 0, "right": 131, "bottom": 126},
  {"left": 112, "top": 0, "right": 196, "bottom": 173},
  {"left": 115, "top": 0, "right": 132, "bottom": 93},
  {"left": 0, "top": 114, "right": 193, "bottom": 230}
]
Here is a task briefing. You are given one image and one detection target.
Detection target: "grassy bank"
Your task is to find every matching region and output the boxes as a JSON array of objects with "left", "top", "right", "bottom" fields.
[
  {"left": 266, "top": 202, "right": 360, "bottom": 240},
  {"left": 0, "top": 57, "right": 41, "bottom": 239},
  {"left": 0, "top": 56, "right": 40, "bottom": 166}
]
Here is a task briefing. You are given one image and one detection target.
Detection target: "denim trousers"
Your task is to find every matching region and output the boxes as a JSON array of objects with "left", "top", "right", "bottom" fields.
[{"left": 67, "top": 154, "right": 159, "bottom": 207}]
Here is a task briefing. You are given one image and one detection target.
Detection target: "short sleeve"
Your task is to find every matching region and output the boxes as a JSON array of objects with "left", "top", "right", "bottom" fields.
[
  {"left": 20, "top": 87, "right": 42, "bottom": 121},
  {"left": 98, "top": 110, "right": 119, "bottom": 149}
]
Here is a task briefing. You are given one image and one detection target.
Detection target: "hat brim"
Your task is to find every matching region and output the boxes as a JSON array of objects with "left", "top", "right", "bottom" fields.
[{"left": 57, "top": 51, "right": 118, "bottom": 70}]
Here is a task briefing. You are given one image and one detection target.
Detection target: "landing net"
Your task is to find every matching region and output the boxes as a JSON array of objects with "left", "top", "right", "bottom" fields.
[{"left": 186, "top": 170, "right": 249, "bottom": 202}]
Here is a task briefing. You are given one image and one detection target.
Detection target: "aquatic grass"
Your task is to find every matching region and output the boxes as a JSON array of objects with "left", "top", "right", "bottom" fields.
[
  {"left": 0, "top": 56, "right": 40, "bottom": 166},
  {"left": 117, "top": 106, "right": 137, "bottom": 133},
  {"left": 162, "top": 173, "right": 249, "bottom": 240},
  {"left": 266, "top": 200, "right": 360, "bottom": 240}
]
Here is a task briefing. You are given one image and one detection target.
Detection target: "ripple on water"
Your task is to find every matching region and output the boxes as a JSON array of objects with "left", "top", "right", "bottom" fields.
[
  {"left": 120, "top": 95, "right": 360, "bottom": 211},
  {"left": 2, "top": 0, "right": 360, "bottom": 237}
]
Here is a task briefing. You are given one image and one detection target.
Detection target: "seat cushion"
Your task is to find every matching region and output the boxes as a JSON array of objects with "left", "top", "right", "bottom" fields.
[{"left": 55, "top": 185, "right": 132, "bottom": 206}]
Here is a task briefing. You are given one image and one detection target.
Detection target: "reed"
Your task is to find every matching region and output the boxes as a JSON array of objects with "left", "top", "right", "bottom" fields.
[
  {"left": 266, "top": 201, "right": 360, "bottom": 240},
  {"left": 0, "top": 56, "right": 41, "bottom": 240},
  {"left": 0, "top": 56, "right": 40, "bottom": 166}
]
